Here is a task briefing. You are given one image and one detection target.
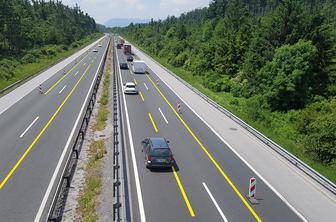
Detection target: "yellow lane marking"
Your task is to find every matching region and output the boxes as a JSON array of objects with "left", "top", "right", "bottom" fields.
[
  {"left": 44, "top": 54, "right": 88, "bottom": 95},
  {"left": 128, "top": 65, "right": 134, "bottom": 75},
  {"left": 172, "top": 166, "right": 195, "bottom": 217},
  {"left": 148, "top": 112, "right": 158, "bottom": 133},
  {"left": 147, "top": 75, "right": 262, "bottom": 222},
  {"left": 134, "top": 78, "right": 137, "bottom": 85},
  {"left": 0, "top": 64, "right": 92, "bottom": 189},
  {"left": 139, "top": 91, "right": 144, "bottom": 102}
]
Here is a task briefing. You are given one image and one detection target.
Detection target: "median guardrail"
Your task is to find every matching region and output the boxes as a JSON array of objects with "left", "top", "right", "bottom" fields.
[
  {"left": 132, "top": 42, "right": 336, "bottom": 196},
  {"left": 112, "top": 35, "right": 131, "bottom": 222},
  {"left": 46, "top": 37, "right": 110, "bottom": 222}
]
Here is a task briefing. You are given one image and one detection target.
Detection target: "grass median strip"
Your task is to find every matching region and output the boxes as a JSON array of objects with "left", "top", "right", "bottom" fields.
[
  {"left": 78, "top": 140, "right": 106, "bottom": 222},
  {"left": 78, "top": 40, "right": 112, "bottom": 222}
]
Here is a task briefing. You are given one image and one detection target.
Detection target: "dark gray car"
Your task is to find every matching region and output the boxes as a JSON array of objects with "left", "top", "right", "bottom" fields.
[{"left": 141, "top": 137, "right": 174, "bottom": 168}]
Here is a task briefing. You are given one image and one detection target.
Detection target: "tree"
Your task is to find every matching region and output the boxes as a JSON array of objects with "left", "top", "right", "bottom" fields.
[{"left": 258, "top": 40, "right": 318, "bottom": 110}]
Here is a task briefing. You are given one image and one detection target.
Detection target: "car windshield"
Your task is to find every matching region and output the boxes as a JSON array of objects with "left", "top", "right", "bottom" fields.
[{"left": 150, "top": 148, "right": 171, "bottom": 157}]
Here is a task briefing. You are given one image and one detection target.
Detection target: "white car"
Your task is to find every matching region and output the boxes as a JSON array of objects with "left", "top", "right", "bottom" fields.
[
  {"left": 124, "top": 82, "right": 138, "bottom": 94},
  {"left": 93, "top": 48, "right": 98, "bottom": 52},
  {"left": 98, "top": 44, "right": 102, "bottom": 47}
]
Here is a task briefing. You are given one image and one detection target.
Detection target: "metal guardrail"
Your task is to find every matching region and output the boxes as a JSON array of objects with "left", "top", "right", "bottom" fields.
[
  {"left": 112, "top": 40, "right": 122, "bottom": 221},
  {"left": 47, "top": 38, "right": 110, "bottom": 222},
  {"left": 134, "top": 45, "right": 336, "bottom": 196}
]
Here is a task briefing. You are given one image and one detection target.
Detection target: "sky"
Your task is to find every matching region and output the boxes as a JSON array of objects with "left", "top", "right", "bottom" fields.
[{"left": 61, "top": 0, "right": 211, "bottom": 24}]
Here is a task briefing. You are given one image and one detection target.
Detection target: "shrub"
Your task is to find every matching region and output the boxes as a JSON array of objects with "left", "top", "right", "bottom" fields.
[
  {"left": 46, "top": 47, "right": 56, "bottom": 56},
  {"left": 171, "top": 52, "right": 188, "bottom": 67},
  {"left": 0, "top": 59, "right": 16, "bottom": 80},
  {"left": 71, "top": 42, "right": 79, "bottom": 48},
  {"left": 21, "top": 53, "right": 38, "bottom": 64},
  {"left": 300, "top": 99, "right": 336, "bottom": 163},
  {"left": 244, "top": 95, "right": 269, "bottom": 121}
]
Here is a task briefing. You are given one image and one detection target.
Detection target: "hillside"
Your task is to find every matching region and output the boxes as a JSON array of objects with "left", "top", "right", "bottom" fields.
[
  {"left": 0, "top": 0, "right": 100, "bottom": 90},
  {"left": 116, "top": 0, "right": 336, "bottom": 181}
]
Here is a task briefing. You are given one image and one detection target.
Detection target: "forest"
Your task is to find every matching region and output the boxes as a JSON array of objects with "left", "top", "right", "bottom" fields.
[
  {"left": 116, "top": 0, "right": 336, "bottom": 180},
  {"left": 0, "top": 0, "right": 99, "bottom": 90}
]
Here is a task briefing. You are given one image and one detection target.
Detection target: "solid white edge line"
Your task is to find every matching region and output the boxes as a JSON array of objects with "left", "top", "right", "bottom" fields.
[
  {"left": 58, "top": 85, "right": 67, "bottom": 94},
  {"left": 140, "top": 50, "right": 308, "bottom": 222},
  {"left": 20, "top": 116, "right": 39, "bottom": 138},
  {"left": 34, "top": 38, "right": 108, "bottom": 222},
  {"left": 143, "top": 82, "right": 148, "bottom": 90},
  {"left": 116, "top": 47, "right": 147, "bottom": 222},
  {"left": 158, "top": 107, "right": 168, "bottom": 124},
  {"left": 202, "top": 182, "right": 229, "bottom": 222}
]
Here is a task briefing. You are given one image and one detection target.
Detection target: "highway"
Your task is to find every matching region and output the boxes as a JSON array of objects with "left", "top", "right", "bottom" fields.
[
  {"left": 0, "top": 35, "right": 109, "bottom": 222},
  {"left": 115, "top": 44, "right": 303, "bottom": 222}
]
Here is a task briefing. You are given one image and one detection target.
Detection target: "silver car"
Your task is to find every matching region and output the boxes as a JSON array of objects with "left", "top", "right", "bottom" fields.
[{"left": 123, "top": 82, "right": 138, "bottom": 94}]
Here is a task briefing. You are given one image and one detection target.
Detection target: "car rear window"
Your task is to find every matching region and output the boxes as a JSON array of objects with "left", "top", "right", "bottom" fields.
[
  {"left": 150, "top": 148, "right": 171, "bottom": 157},
  {"left": 150, "top": 138, "right": 168, "bottom": 148}
]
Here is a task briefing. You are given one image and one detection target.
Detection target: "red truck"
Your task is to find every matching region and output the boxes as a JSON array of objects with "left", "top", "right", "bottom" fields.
[{"left": 123, "top": 44, "right": 131, "bottom": 55}]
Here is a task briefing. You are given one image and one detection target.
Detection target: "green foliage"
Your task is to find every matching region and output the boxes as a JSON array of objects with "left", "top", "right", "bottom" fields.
[
  {"left": 116, "top": 0, "right": 336, "bottom": 167},
  {"left": 0, "top": 0, "right": 97, "bottom": 55},
  {"left": 21, "top": 54, "right": 38, "bottom": 64},
  {"left": 0, "top": 59, "right": 16, "bottom": 81},
  {"left": 0, "top": 0, "right": 100, "bottom": 90},
  {"left": 301, "top": 99, "right": 336, "bottom": 163},
  {"left": 259, "top": 40, "right": 318, "bottom": 110},
  {"left": 0, "top": 33, "right": 102, "bottom": 91}
]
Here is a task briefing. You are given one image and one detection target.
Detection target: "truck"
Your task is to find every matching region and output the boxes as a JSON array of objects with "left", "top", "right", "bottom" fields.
[
  {"left": 132, "top": 60, "right": 146, "bottom": 74},
  {"left": 124, "top": 44, "right": 131, "bottom": 55}
]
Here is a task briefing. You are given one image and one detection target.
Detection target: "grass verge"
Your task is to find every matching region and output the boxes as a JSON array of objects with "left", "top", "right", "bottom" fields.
[
  {"left": 129, "top": 40, "right": 336, "bottom": 183},
  {"left": 77, "top": 39, "right": 112, "bottom": 221}
]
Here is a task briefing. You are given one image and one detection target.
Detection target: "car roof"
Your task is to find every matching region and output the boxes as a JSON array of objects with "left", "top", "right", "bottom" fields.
[
  {"left": 149, "top": 137, "right": 169, "bottom": 149},
  {"left": 125, "top": 82, "right": 135, "bottom": 86}
]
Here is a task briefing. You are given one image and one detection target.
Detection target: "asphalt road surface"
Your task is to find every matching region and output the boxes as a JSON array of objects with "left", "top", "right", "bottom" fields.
[
  {"left": 115, "top": 45, "right": 303, "bottom": 222},
  {"left": 0, "top": 35, "right": 109, "bottom": 222}
]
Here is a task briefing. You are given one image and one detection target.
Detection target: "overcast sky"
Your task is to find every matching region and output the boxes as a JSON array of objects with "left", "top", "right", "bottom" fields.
[{"left": 61, "top": 0, "right": 211, "bottom": 24}]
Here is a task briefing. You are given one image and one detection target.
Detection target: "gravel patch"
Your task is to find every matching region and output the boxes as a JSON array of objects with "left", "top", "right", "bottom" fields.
[{"left": 61, "top": 69, "right": 108, "bottom": 222}]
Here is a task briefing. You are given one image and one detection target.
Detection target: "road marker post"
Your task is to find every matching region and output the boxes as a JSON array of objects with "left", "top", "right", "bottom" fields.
[
  {"left": 177, "top": 102, "right": 181, "bottom": 114},
  {"left": 38, "top": 84, "right": 44, "bottom": 94},
  {"left": 156, "top": 79, "right": 159, "bottom": 86},
  {"left": 247, "top": 177, "right": 258, "bottom": 204}
]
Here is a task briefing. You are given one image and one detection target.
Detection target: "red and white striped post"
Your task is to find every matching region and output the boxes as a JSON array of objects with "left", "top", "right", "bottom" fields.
[
  {"left": 176, "top": 102, "right": 181, "bottom": 114},
  {"left": 38, "top": 84, "right": 43, "bottom": 94},
  {"left": 248, "top": 177, "right": 258, "bottom": 204}
]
